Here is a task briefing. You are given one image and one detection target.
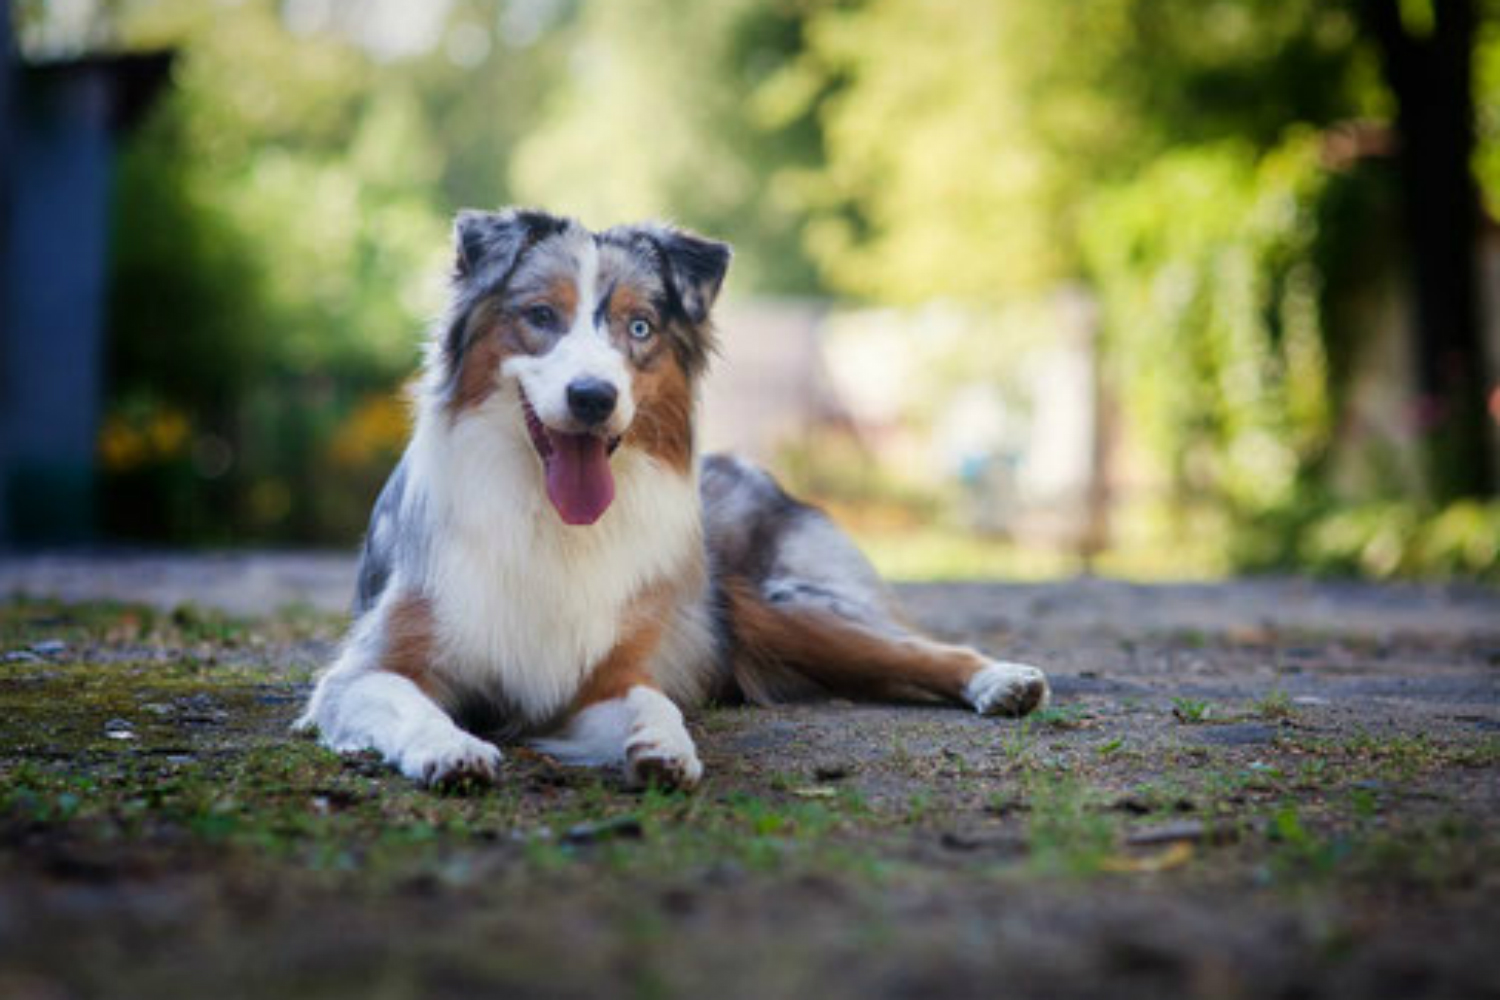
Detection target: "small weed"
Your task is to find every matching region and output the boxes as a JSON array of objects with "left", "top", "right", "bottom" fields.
[
  {"left": 887, "top": 738, "right": 915, "bottom": 772},
  {"left": 1173, "top": 629, "right": 1209, "bottom": 649},
  {"left": 1171, "top": 698, "right": 1213, "bottom": 724},
  {"left": 1031, "top": 704, "right": 1092, "bottom": 730},
  {"left": 1243, "top": 761, "right": 1286, "bottom": 791},
  {"left": 834, "top": 785, "right": 871, "bottom": 817},
  {"left": 1293, "top": 758, "right": 1331, "bottom": 789},
  {"left": 1266, "top": 802, "right": 1349, "bottom": 878},
  {"left": 905, "top": 791, "right": 935, "bottom": 824},
  {"left": 1000, "top": 723, "right": 1038, "bottom": 772},
  {"left": 1454, "top": 738, "right": 1500, "bottom": 768},
  {"left": 1341, "top": 731, "right": 1443, "bottom": 779},
  {"left": 1024, "top": 774, "right": 1117, "bottom": 876},
  {"left": 1255, "top": 690, "right": 1297, "bottom": 721}
]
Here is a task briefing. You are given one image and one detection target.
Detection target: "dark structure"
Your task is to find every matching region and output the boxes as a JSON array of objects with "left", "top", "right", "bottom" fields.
[
  {"left": 1361, "top": 0, "right": 1495, "bottom": 500},
  {"left": 0, "top": 27, "right": 171, "bottom": 545}
]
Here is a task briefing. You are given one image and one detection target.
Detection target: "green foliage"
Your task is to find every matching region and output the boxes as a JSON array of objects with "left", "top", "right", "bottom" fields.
[
  {"left": 1083, "top": 134, "right": 1334, "bottom": 516},
  {"left": 1294, "top": 499, "right": 1500, "bottom": 581},
  {"left": 83, "top": 0, "right": 834, "bottom": 543},
  {"left": 1474, "top": 8, "right": 1500, "bottom": 216},
  {"left": 772, "top": 0, "right": 1499, "bottom": 577},
  {"left": 17, "top": 0, "right": 1500, "bottom": 565},
  {"left": 771, "top": 0, "right": 1380, "bottom": 304},
  {"left": 94, "top": 0, "right": 560, "bottom": 543},
  {"left": 511, "top": 0, "right": 826, "bottom": 293}
]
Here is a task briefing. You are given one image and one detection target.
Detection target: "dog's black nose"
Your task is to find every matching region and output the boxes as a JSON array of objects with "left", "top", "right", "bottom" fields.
[{"left": 566, "top": 378, "right": 618, "bottom": 426}]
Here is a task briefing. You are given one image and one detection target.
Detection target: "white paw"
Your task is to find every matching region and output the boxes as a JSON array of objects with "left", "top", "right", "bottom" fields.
[
  {"left": 624, "top": 725, "right": 703, "bottom": 791},
  {"left": 400, "top": 730, "right": 503, "bottom": 788},
  {"left": 965, "top": 661, "right": 1051, "bottom": 717}
]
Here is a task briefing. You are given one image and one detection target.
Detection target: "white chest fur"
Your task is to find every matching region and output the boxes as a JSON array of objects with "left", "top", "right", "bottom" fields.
[{"left": 407, "top": 389, "right": 706, "bottom": 723}]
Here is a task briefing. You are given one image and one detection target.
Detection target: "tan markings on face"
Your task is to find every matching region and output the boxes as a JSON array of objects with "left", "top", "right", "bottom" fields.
[
  {"left": 380, "top": 593, "right": 441, "bottom": 698},
  {"left": 623, "top": 341, "right": 693, "bottom": 473},
  {"left": 450, "top": 301, "right": 524, "bottom": 416},
  {"left": 601, "top": 284, "right": 660, "bottom": 358},
  {"left": 537, "top": 276, "right": 579, "bottom": 329},
  {"left": 449, "top": 275, "right": 586, "bottom": 417},
  {"left": 591, "top": 280, "right": 693, "bottom": 472}
]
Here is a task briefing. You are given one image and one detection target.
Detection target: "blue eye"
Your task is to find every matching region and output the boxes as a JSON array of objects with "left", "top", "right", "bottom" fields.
[
  {"left": 523, "top": 304, "right": 559, "bottom": 329},
  {"left": 628, "top": 318, "right": 653, "bottom": 341}
]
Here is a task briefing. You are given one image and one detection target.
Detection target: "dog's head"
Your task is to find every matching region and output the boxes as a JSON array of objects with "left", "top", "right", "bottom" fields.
[{"left": 437, "top": 208, "right": 731, "bottom": 526}]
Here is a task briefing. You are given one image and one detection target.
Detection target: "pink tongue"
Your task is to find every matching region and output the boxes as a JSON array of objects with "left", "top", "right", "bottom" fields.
[{"left": 544, "top": 432, "right": 615, "bottom": 525}]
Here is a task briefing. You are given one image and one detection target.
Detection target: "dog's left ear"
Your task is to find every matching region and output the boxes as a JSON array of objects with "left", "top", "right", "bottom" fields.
[{"left": 650, "top": 226, "right": 733, "bottom": 325}]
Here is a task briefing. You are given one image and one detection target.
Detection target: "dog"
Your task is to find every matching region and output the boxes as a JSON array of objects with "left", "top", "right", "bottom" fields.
[{"left": 295, "top": 208, "right": 1050, "bottom": 790}]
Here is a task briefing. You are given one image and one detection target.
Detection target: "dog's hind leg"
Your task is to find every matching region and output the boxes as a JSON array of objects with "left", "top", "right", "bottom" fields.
[
  {"left": 702, "top": 454, "right": 1049, "bottom": 714},
  {"left": 295, "top": 587, "right": 502, "bottom": 786},
  {"left": 724, "top": 578, "right": 1049, "bottom": 714}
]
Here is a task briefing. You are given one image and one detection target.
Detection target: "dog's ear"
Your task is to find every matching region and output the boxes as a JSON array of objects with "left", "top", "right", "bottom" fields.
[
  {"left": 647, "top": 225, "right": 733, "bottom": 325},
  {"left": 453, "top": 208, "right": 563, "bottom": 281}
]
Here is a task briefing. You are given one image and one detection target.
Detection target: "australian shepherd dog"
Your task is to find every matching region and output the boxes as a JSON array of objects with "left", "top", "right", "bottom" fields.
[{"left": 296, "top": 208, "right": 1050, "bottom": 790}]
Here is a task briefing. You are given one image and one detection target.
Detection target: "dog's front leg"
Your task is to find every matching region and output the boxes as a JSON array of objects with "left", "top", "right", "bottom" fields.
[
  {"left": 295, "top": 592, "right": 502, "bottom": 787},
  {"left": 619, "top": 684, "right": 703, "bottom": 789},
  {"left": 533, "top": 684, "right": 702, "bottom": 790},
  {"left": 532, "top": 608, "right": 703, "bottom": 790}
]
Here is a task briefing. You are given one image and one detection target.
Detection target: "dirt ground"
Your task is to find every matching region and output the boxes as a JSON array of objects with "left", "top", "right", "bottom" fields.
[{"left": 1, "top": 555, "right": 1498, "bottom": 1000}]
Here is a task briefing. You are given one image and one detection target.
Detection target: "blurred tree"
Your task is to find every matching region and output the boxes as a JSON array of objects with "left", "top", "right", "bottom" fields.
[
  {"left": 12, "top": 0, "right": 1500, "bottom": 567},
  {"left": 18, "top": 0, "right": 576, "bottom": 543},
  {"left": 774, "top": 0, "right": 1499, "bottom": 529},
  {"left": 773, "top": 0, "right": 1382, "bottom": 299},
  {"left": 1357, "top": 0, "right": 1494, "bottom": 500},
  {"left": 510, "top": 0, "right": 826, "bottom": 293}
]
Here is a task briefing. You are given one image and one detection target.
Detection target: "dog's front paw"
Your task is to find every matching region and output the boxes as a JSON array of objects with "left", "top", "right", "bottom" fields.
[
  {"left": 624, "top": 728, "right": 703, "bottom": 791},
  {"left": 402, "top": 730, "right": 503, "bottom": 788},
  {"left": 966, "top": 661, "right": 1050, "bottom": 717}
]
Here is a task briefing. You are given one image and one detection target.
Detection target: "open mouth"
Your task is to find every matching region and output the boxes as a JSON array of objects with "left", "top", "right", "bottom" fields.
[{"left": 520, "top": 389, "right": 622, "bottom": 526}]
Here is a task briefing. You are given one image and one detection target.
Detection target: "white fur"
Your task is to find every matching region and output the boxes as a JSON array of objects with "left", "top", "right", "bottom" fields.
[
  {"left": 622, "top": 685, "right": 703, "bottom": 789},
  {"left": 407, "top": 382, "right": 711, "bottom": 723},
  {"left": 530, "top": 685, "right": 702, "bottom": 790},
  {"left": 529, "top": 696, "right": 636, "bottom": 766},
  {"left": 965, "top": 661, "right": 1051, "bottom": 716},
  {"left": 502, "top": 239, "right": 636, "bottom": 437},
  {"left": 294, "top": 593, "right": 503, "bottom": 785}
]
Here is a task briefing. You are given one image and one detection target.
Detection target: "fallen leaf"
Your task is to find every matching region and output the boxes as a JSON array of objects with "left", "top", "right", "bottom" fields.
[
  {"left": 1103, "top": 840, "right": 1195, "bottom": 873},
  {"left": 791, "top": 786, "right": 836, "bottom": 799}
]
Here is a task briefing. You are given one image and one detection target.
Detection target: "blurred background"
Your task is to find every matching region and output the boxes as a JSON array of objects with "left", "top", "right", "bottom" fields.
[{"left": 2, "top": 0, "right": 1498, "bottom": 582}]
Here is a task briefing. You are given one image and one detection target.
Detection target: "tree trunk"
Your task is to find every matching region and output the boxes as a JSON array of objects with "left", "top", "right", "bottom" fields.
[{"left": 1361, "top": 0, "right": 1495, "bottom": 500}]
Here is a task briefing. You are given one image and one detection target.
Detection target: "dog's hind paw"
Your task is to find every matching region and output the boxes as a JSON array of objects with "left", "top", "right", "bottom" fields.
[
  {"left": 625, "top": 733, "right": 703, "bottom": 791},
  {"left": 966, "top": 661, "right": 1050, "bottom": 717},
  {"left": 402, "top": 731, "right": 503, "bottom": 789}
]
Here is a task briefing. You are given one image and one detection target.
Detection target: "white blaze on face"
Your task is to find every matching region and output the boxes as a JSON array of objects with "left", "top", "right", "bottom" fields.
[{"left": 501, "top": 238, "right": 635, "bottom": 437}]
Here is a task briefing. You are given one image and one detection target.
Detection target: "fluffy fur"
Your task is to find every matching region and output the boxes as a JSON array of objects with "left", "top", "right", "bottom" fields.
[{"left": 296, "top": 208, "right": 1049, "bottom": 789}]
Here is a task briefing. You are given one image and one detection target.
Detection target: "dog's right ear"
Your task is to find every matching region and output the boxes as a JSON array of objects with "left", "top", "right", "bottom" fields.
[
  {"left": 453, "top": 208, "right": 564, "bottom": 281},
  {"left": 454, "top": 209, "right": 526, "bottom": 280}
]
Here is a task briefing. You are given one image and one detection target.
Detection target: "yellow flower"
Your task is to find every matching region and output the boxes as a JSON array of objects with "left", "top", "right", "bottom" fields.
[{"left": 329, "top": 393, "right": 410, "bottom": 468}]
